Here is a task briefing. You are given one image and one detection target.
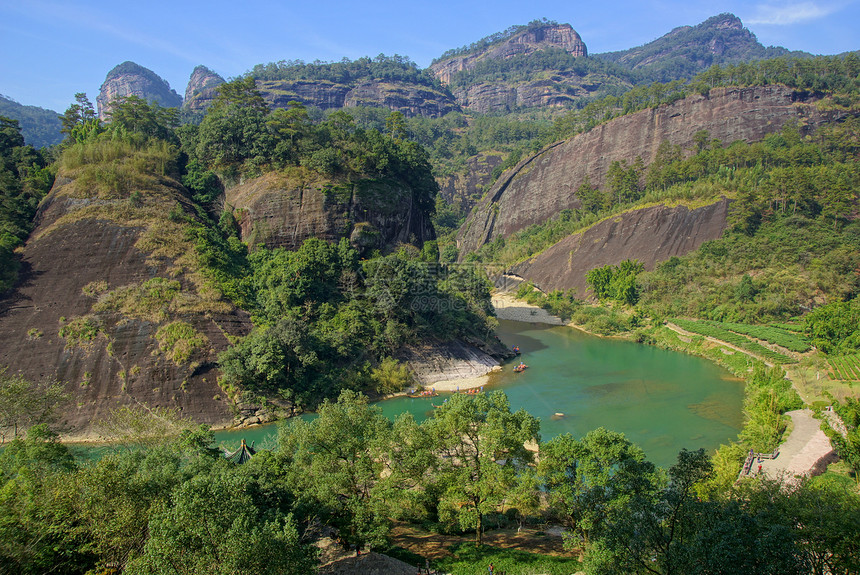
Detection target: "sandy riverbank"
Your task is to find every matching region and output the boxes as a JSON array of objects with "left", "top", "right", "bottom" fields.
[
  {"left": 492, "top": 292, "right": 565, "bottom": 325},
  {"left": 420, "top": 293, "right": 564, "bottom": 392}
]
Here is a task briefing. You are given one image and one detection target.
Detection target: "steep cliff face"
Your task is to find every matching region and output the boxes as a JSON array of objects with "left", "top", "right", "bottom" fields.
[
  {"left": 258, "top": 79, "right": 459, "bottom": 118},
  {"left": 437, "top": 152, "right": 503, "bottom": 212},
  {"left": 429, "top": 23, "right": 597, "bottom": 114},
  {"left": 226, "top": 172, "right": 434, "bottom": 252},
  {"left": 183, "top": 65, "right": 225, "bottom": 113},
  {"left": 97, "top": 61, "right": 183, "bottom": 119},
  {"left": 430, "top": 24, "right": 587, "bottom": 85},
  {"left": 511, "top": 200, "right": 730, "bottom": 296},
  {"left": 457, "top": 86, "right": 835, "bottom": 256},
  {"left": 0, "top": 166, "right": 249, "bottom": 434}
]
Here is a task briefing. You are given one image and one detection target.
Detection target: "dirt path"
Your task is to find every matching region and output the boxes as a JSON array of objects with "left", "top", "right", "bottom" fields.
[
  {"left": 758, "top": 409, "right": 835, "bottom": 481},
  {"left": 390, "top": 524, "right": 572, "bottom": 561}
]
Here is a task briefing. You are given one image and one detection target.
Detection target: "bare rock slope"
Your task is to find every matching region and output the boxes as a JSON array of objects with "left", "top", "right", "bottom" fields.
[
  {"left": 0, "top": 165, "right": 249, "bottom": 434},
  {"left": 457, "top": 85, "right": 836, "bottom": 256},
  {"left": 97, "top": 61, "right": 183, "bottom": 119},
  {"left": 183, "top": 65, "right": 225, "bottom": 113},
  {"left": 226, "top": 172, "right": 434, "bottom": 252},
  {"left": 512, "top": 200, "right": 730, "bottom": 296}
]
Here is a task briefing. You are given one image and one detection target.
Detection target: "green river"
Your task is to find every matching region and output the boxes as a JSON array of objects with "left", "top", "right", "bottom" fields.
[{"left": 214, "top": 319, "right": 744, "bottom": 469}]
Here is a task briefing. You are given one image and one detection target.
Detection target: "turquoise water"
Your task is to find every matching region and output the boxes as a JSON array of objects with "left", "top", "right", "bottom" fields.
[{"left": 216, "top": 320, "right": 744, "bottom": 469}]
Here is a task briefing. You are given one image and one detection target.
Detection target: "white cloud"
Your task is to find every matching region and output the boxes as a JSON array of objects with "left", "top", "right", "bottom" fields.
[{"left": 746, "top": 2, "right": 840, "bottom": 25}]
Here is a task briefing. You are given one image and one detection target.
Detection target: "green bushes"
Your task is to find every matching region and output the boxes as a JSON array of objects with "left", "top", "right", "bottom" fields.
[
  {"left": 671, "top": 318, "right": 795, "bottom": 364},
  {"left": 804, "top": 298, "right": 860, "bottom": 355},
  {"left": 739, "top": 364, "right": 803, "bottom": 452},
  {"left": 585, "top": 259, "right": 644, "bottom": 305},
  {"left": 698, "top": 319, "right": 811, "bottom": 352},
  {"left": 155, "top": 321, "right": 208, "bottom": 365}
]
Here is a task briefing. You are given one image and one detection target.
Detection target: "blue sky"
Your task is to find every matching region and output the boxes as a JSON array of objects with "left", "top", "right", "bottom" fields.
[{"left": 1, "top": 0, "right": 858, "bottom": 112}]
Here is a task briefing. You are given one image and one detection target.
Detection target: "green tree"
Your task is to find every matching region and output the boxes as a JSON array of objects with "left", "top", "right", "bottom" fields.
[
  {"left": 423, "top": 391, "right": 540, "bottom": 547},
  {"left": 538, "top": 428, "right": 658, "bottom": 548},
  {"left": 371, "top": 357, "right": 413, "bottom": 394},
  {"left": 276, "top": 390, "right": 395, "bottom": 549},
  {"left": 106, "top": 95, "right": 178, "bottom": 141},
  {"left": 820, "top": 396, "right": 860, "bottom": 483},
  {"left": 125, "top": 462, "right": 316, "bottom": 575},
  {"left": 59, "top": 93, "right": 97, "bottom": 140},
  {"left": 0, "top": 425, "right": 86, "bottom": 574},
  {"left": 0, "top": 369, "right": 68, "bottom": 441}
]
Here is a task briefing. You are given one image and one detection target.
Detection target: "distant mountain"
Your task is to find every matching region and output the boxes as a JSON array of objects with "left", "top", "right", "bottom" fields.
[
  {"left": 183, "top": 65, "right": 225, "bottom": 115},
  {"left": 245, "top": 55, "right": 459, "bottom": 118},
  {"left": 428, "top": 20, "right": 624, "bottom": 114},
  {"left": 430, "top": 19, "right": 587, "bottom": 84},
  {"left": 595, "top": 13, "right": 811, "bottom": 83},
  {"left": 96, "top": 61, "right": 183, "bottom": 119},
  {"left": 0, "top": 95, "right": 62, "bottom": 148}
]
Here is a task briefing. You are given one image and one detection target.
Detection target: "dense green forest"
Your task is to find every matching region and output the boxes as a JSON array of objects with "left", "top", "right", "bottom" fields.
[
  {"left": 595, "top": 13, "right": 809, "bottom": 84},
  {"left": 247, "top": 54, "right": 442, "bottom": 89},
  {"left": 1, "top": 388, "right": 858, "bottom": 574},
  {"left": 0, "top": 96, "right": 63, "bottom": 148},
  {"left": 0, "top": 116, "right": 55, "bottom": 292},
  {"left": 2, "top": 50, "right": 860, "bottom": 574}
]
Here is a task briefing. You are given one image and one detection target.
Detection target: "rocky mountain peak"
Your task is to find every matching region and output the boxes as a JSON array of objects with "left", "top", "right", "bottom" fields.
[
  {"left": 183, "top": 65, "right": 225, "bottom": 112},
  {"left": 430, "top": 22, "right": 587, "bottom": 85},
  {"left": 96, "top": 61, "right": 183, "bottom": 119}
]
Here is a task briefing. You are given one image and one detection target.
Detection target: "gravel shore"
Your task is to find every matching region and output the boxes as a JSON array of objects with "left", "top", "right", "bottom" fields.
[{"left": 492, "top": 292, "right": 564, "bottom": 325}]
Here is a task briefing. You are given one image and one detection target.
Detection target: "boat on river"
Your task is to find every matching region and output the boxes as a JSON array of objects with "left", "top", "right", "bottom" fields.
[
  {"left": 406, "top": 388, "right": 438, "bottom": 398},
  {"left": 514, "top": 362, "right": 528, "bottom": 373}
]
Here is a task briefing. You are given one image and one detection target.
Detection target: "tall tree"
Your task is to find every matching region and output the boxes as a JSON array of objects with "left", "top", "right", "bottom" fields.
[
  {"left": 275, "top": 390, "right": 395, "bottom": 549},
  {"left": 423, "top": 391, "right": 540, "bottom": 546},
  {"left": 538, "top": 428, "right": 659, "bottom": 548}
]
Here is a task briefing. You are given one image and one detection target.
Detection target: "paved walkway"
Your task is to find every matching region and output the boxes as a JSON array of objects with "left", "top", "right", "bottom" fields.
[{"left": 758, "top": 409, "right": 835, "bottom": 481}]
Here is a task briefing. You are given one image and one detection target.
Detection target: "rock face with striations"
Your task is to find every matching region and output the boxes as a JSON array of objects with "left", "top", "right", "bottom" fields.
[
  {"left": 511, "top": 200, "right": 730, "bottom": 296},
  {"left": 430, "top": 23, "right": 595, "bottom": 114},
  {"left": 430, "top": 23, "right": 587, "bottom": 85},
  {"left": 437, "top": 152, "right": 503, "bottom": 214},
  {"left": 97, "top": 61, "right": 183, "bottom": 119},
  {"left": 257, "top": 79, "right": 459, "bottom": 118},
  {"left": 226, "top": 172, "right": 434, "bottom": 252},
  {"left": 0, "top": 162, "right": 250, "bottom": 435},
  {"left": 457, "top": 85, "right": 837, "bottom": 256},
  {"left": 183, "top": 65, "right": 225, "bottom": 113}
]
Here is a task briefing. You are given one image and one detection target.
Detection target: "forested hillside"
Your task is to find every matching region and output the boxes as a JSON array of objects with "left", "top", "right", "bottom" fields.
[
  {"left": 0, "top": 96, "right": 63, "bottom": 148},
  {"left": 1, "top": 13, "right": 859, "bottom": 575},
  {"left": 595, "top": 13, "right": 810, "bottom": 83}
]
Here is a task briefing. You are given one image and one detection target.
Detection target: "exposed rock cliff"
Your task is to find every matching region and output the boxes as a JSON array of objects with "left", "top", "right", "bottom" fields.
[
  {"left": 97, "top": 61, "right": 183, "bottom": 119},
  {"left": 430, "top": 23, "right": 587, "bottom": 85},
  {"left": 430, "top": 23, "right": 598, "bottom": 114},
  {"left": 0, "top": 164, "right": 249, "bottom": 434},
  {"left": 437, "top": 152, "right": 503, "bottom": 213},
  {"left": 457, "top": 85, "right": 836, "bottom": 256},
  {"left": 511, "top": 200, "right": 730, "bottom": 296},
  {"left": 183, "top": 65, "right": 225, "bottom": 113},
  {"left": 226, "top": 171, "right": 434, "bottom": 252},
  {"left": 398, "top": 337, "right": 512, "bottom": 386},
  {"left": 448, "top": 73, "right": 607, "bottom": 115},
  {"left": 258, "top": 79, "right": 459, "bottom": 118}
]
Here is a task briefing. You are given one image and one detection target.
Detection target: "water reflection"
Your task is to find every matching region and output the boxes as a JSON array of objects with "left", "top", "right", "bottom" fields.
[{"left": 215, "top": 319, "right": 744, "bottom": 469}]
